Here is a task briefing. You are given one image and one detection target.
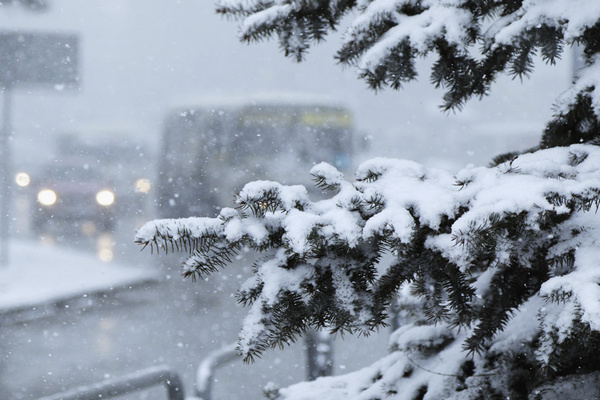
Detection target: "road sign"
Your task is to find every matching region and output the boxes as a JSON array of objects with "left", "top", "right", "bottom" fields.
[{"left": 0, "top": 31, "right": 79, "bottom": 88}]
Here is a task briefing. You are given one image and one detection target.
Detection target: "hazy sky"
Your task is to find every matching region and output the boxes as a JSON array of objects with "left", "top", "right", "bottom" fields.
[{"left": 0, "top": 1, "right": 572, "bottom": 170}]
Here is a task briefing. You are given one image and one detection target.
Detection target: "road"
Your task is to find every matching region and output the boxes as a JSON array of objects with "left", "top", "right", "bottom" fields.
[{"left": 0, "top": 253, "right": 390, "bottom": 400}]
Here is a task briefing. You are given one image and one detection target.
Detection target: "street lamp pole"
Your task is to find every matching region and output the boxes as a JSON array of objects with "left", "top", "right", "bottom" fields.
[{"left": 0, "top": 84, "right": 13, "bottom": 266}]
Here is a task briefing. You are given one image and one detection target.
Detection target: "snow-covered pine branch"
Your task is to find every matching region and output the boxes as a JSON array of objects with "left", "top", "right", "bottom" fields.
[
  {"left": 216, "top": 0, "right": 600, "bottom": 145},
  {"left": 137, "top": 144, "right": 600, "bottom": 397}
]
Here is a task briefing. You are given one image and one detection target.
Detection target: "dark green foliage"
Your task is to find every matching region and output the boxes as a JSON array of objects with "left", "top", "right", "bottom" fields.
[
  {"left": 1, "top": 0, "right": 48, "bottom": 11},
  {"left": 548, "top": 321, "right": 600, "bottom": 376},
  {"left": 135, "top": 2, "right": 600, "bottom": 398},
  {"left": 217, "top": 0, "right": 357, "bottom": 62},
  {"left": 542, "top": 94, "right": 600, "bottom": 148}
]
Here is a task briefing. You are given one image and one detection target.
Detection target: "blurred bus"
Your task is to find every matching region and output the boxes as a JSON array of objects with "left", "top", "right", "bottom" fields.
[{"left": 158, "top": 94, "right": 355, "bottom": 218}]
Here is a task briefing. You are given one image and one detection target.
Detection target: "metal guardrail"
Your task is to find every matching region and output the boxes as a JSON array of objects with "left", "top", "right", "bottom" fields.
[
  {"left": 195, "top": 331, "right": 334, "bottom": 400},
  {"left": 37, "top": 331, "right": 335, "bottom": 400},
  {"left": 37, "top": 365, "right": 185, "bottom": 400}
]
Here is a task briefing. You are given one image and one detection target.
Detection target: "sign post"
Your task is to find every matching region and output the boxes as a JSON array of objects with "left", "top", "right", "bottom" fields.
[
  {"left": 0, "top": 84, "right": 12, "bottom": 265},
  {"left": 0, "top": 31, "right": 79, "bottom": 266}
]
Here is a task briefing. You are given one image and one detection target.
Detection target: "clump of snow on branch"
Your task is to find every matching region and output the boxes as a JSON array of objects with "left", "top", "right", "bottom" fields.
[{"left": 137, "top": 144, "right": 600, "bottom": 396}]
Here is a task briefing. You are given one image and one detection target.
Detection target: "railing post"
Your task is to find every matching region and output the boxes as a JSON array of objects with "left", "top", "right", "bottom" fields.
[
  {"left": 194, "top": 342, "right": 238, "bottom": 400},
  {"left": 305, "top": 329, "right": 333, "bottom": 381},
  {"left": 194, "top": 333, "right": 335, "bottom": 400}
]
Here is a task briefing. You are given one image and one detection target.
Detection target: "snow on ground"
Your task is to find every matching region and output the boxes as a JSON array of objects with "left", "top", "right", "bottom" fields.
[{"left": 0, "top": 239, "right": 156, "bottom": 313}]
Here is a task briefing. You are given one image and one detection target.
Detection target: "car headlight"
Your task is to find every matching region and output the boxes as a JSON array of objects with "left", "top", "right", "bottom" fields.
[
  {"left": 15, "top": 172, "right": 30, "bottom": 187},
  {"left": 96, "top": 190, "right": 115, "bottom": 206},
  {"left": 38, "top": 189, "right": 57, "bottom": 206}
]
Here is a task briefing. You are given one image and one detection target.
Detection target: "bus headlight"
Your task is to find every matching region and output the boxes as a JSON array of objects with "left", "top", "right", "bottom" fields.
[
  {"left": 135, "top": 178, "right": 151, "bottom": 193},
  {"left": 38, "top": 189, "right": 57, "bottom": 206},
  {"left": 96, "top": 190, "right": 115, "bottom": 206}
]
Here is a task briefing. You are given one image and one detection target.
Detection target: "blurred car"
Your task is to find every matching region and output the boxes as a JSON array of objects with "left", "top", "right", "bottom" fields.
[{"left": 31, "top": 158, "right": 117, "bottom": 236}]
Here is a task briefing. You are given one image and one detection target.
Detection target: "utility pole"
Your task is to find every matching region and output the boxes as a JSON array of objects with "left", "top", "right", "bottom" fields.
[{"left": 0, "top": 84, "right": 12, "bottom": 266}]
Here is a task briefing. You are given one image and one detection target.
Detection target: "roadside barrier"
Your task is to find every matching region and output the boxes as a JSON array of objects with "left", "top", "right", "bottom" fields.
[{"left": 37, "top": 365, "right": 184, "bottom": 400}]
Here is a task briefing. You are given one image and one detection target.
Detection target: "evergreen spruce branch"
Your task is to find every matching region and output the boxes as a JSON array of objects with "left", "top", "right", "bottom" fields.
[
  {"left": 181, "top": 241, "right": 242, "bottom": 281},
  {"left": 535, "top": 25, "right": 564, "bottom": 64},
  {"left": 406, "top": 241, "right": 453, "bottom": 324},
  {"left": 215, "top": 1, "right": 272, "bottom": 18},
  {"left": 378, "top": 235, "right": 404, "bottom": 257},
  {"left": 409, "top": 249, "right": 476, "bottom": 327},
  {"left": 347, "top": 260, "right": 377, "bottom": 293},
  {"left": 279, "top": 19, "right": 310, "bottom": 62},
  {"left": 541, "top": 288, "right": 574, "bottom": 304},
  {"left": 454, "top": 178, "right": 473, "bottom": 189},
  {"left": 363, "top": 192, "right": 385, "bottom": 212},
  {"left": 465, "top": 251, "right": 548, "bottom": 354},
  {"left": 312, "top": 175, "right": 339, "bottom": 191},
  {"left": 335, "top": 12, "right": 397, "bottom": 65},
  {"left": 464, "top": 307, "right": 516, "bottom": 355},
  {"left": 577, "top": 21, "right": 600, "bottom": 58},
  {"left": 431, "top": 40, "right": 479, "bottom": 108},
  {"left": 325, "top": 304, "right": 362, "bottom": 334},
  {"left": 547, "top": 250, "right": 575, "bottom": 277},
  {"left": 237, "top": 280, "right": 265, "bottom": 307},
  {"left": 542, "top": 93, "right": 600, "bottom": 148},
  {"left": 545, "top": 188, "right": 600, "bottom": 213},
  {"left": 262, "top": 291, "right": 310, "bottom": 350},
  {"left": 509, "top": 42, "right": 535, "bottom": 80},
  {"left": 471, "top": 0, "right": 507, "bottom": 19},
  {"left": 304, "top": 13, "right": 333, "bottom": 43},
  {"left": 241, "top": 327, "right": 273, "bottom": 363},
  {"left": 236, "top": 188, "right": 283, "bottom": 217},
  {"left": 372, "top": 261, "right": 413, "bottom": 306},
  {"left": 568, "top": 150, "right": 589, "bottom": 166},
  {"left": 341, "top": 194, "right": 366, "bottom": 219},
  {"left": 501, "top": 0, "right": 524, "bottom": 16},
  {"left": 539, "top": 314, "right": 600, "bottom": 377},
  {"left": 440, "top": 262, "right": 475, "bottom": 327},
  {"left": 371, "top": 236, "right": 425, "bottom": 316},
  {"left": 417, "top": 279, "right": 450, "bottom": 325},
  {"left": 489, "top": 151, "right": 522, "bottom": 167},
  {"left": 432, "top": 36, "right": 514, "bottom": 111},
  {"left": 356, "top": 167, "right": 382, "bottom": 183},
  {"left": 358, "top": 40, "right": 418, "bottom": 91},
  {"left": 135, "top": 224, "right": 224, "bottom": 256},
  {"left": 311, "top": 165, "right": 343, "bottom": 191},
  {"left": 224, "top": 0, "right": 356, "bottom": 61},
  {"left": 238, "top": 300, "right": 283, "bottom": 363},
  {"left": 249, "top": 225, "right": 286, "bottom": 253},
  {"left": 452, "top": 219, "right": 493, "bottom": 254},
  {"left": 241, "top": 24, "right": 279, "bottom": 43},
  {"left": 307, "top": 279, "right": 336, "bottom": 327}
]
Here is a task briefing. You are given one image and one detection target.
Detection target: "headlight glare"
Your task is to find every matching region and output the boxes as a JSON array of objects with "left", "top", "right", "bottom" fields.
[
  {"left": 96, "top": 190, "right": 115, "bottom": 206},
  {"left": 15, "top": 172, "right": 30, "bottom": 187},
  {"left": 38, "top": 189, "right": 57, "bottom": 206}
]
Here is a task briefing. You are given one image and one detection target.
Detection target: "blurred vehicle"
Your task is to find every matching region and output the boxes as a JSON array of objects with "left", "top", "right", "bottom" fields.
[
  {"left": 158, "top": 94, "right": 355, "bottom": 218},
  {"left": 31, "top": 158, "right": 117, "bottom": 236},
  {"left": 54, "top": 128, "right": 155, "bottom": 221}
]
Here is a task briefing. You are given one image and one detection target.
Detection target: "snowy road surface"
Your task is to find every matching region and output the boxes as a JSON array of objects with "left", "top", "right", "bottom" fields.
[{"left": 0, "top": 259, "right": 389, "bottom": 400}]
